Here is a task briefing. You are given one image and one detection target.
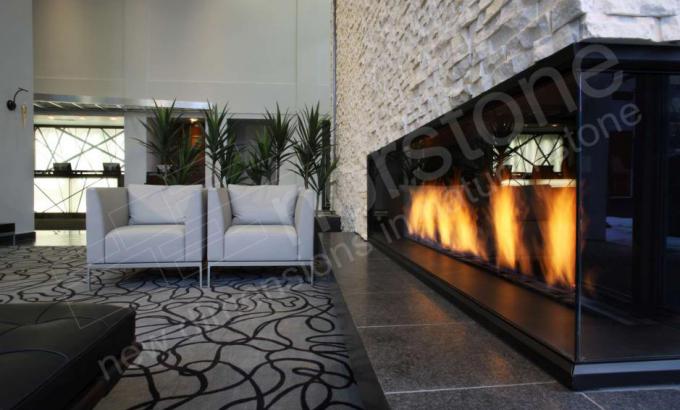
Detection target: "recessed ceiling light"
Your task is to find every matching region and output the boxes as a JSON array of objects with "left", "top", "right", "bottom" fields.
[
  {"left": 110, "top": 117, "right": 118, "bottom": 121},
  {"left": 48, "top": 116, "right": 55, "bottom": 120},
  {"left": 79, "top": 116, "right": 86, "bottom": 120},
  {"left": 189, "top": 118, "right": 198, "bottom": 123}
]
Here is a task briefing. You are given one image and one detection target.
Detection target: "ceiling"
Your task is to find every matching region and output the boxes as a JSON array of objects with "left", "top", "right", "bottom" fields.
[
  {"left": 33, "top": 93, "right": 208, "bottom": 116},
  {"left": 34, "top": 114, "right": 124, "bottom": 127}
]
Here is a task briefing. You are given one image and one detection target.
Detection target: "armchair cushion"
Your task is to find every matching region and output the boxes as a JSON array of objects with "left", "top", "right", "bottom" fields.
[
  {"left": 227, "top": 185, "right": 298, "bottom": 225},
  {"left": 128, "top": 184, "right": 201, "bottom": 225},
  {"left": 104, "top": 225, "right": 185, "bottom": 263},
  {"left": 223, "top": 225, "right": 297, "bottom": 261}
]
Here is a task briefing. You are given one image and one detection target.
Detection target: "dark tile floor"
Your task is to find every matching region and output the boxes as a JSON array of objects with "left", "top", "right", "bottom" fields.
[{"left": 321, "top": 232, "right": 680, "bottom": 410}]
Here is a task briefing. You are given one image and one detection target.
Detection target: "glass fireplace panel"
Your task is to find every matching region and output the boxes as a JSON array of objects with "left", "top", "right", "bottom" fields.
[
  {"left": 665, "top": 75, "right": 680, "bottom": 313},
  {"left": 578, "top": 72, "right": 680, "bottom": 362},
  {"left": 369, "top": 73, "right": 580, "bottom": 360},
  {"left": 369, "top": 43, "right": 680, "bottom": 386}
]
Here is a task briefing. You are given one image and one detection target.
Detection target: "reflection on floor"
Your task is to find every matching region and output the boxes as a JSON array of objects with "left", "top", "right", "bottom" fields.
[
  {"left": 34, "top": 230, "right": 86, "bottom": 246},
  {"left": 320, "top": 232, "right": 680, "bottom": 410}
]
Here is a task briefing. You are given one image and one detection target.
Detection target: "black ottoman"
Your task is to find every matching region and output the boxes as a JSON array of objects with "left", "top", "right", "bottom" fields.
[{"left": 0, "top": 302, "right": 137, "bottom": 409}]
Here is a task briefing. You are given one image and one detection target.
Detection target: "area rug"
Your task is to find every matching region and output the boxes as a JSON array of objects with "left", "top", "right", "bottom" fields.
[{"left": 0, "top": 246, "right": 363, "bottom": 409}]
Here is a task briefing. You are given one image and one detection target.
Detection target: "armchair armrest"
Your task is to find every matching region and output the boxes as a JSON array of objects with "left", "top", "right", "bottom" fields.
[
  {"left": 295, "top": 189, "right": 316, "bottom": 261},
  {"left": 86, "top": 188, "right": 129, "bottom": 264},
  {"left": 184, "top": 189, "right": 206, "bottom": 262},
  {"left": 207, "top": 188, "right": 232, "bottom": 261}
]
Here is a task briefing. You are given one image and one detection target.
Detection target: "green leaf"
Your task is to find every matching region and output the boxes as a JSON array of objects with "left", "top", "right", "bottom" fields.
[
  {"left": 263, "top": 102, "right": 295, "bottom": 184},
  {"left": 245, "top": 130, "right": 276, "bottom": 185},
  {"left": 134, "top": 99, "right": 185, "bottom": 184},
  {"left": 291, "top": 102, "right": 334, "bottom": 192},
  {"left": 166, "top": 128, "right": 203, "bottom": 185}
]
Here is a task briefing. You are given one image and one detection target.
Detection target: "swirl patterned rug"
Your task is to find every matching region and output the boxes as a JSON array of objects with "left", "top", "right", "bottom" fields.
[{"left": 0, "top": 246, "right": 363, "bottom": 409}]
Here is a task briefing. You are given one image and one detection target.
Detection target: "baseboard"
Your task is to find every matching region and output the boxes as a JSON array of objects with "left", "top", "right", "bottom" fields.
[{"left": 0, "top": 231, "right": 35, "bottom": 245}]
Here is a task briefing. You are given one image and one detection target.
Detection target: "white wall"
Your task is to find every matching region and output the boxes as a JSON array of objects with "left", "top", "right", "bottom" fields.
[
  {"left": 33, "top": 0, "right": 332, "bottom": 115},
  {"left": 33, "top": 0, "right": 331, "bottom": 187},
  {"left": 0, "top": 0, "right": 34, "bottom": 234}
]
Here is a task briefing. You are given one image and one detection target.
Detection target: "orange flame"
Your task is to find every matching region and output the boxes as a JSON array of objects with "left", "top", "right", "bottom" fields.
[
  {"left": 536, "top": 187, "right": 576, "bottom": 288},
  {"left": 407, "top": 186, "right": 486, "bottom": 258},
  {"left": 490, "top": 186, "right": 531, "bottom": 274},
  {"left": 406, "top": 184, "right": 577, "bottom": 289}
]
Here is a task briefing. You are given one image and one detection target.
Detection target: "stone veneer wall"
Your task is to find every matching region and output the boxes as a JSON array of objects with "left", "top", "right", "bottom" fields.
[{"left": 333, "top": 0, "right": 680, "bottom": 238}]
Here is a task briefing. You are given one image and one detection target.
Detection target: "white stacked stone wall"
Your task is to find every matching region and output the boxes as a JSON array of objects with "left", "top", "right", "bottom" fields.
[{"left": 334, "top": 0, "right": 680, "bottom": 238}]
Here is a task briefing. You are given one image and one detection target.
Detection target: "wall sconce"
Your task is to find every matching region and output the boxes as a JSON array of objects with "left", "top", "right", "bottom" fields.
[{"left": 6, "top": 87, "right": 28, "bottom": 111}]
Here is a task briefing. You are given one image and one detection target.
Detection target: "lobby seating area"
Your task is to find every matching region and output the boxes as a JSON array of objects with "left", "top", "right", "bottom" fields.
[
  {"left": 86, "top": 183, "right": 316, "bottom": 287},
  {"left": 3, "top": 0, "right": 680, "bottom": 409}
]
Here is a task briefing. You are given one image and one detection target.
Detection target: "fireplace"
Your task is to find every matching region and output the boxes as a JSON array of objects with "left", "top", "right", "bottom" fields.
[{"left": 367, "top": 41, "right": 680, "bottom": 389}]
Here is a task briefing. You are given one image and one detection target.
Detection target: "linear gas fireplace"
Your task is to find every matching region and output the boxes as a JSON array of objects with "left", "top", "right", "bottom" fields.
[{"left": 367, "top": 41, "right": 680, "bottom": 389}]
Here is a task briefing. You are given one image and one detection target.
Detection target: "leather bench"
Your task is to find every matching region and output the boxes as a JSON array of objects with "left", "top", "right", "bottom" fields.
[{"left": 0, "top": 303, "right": 137, "bottom": 409}]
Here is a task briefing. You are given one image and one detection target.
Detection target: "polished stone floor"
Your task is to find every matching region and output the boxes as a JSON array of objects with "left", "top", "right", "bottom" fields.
[
  {"left": 1, "top": 230, "right": 87, "bottom": 247},
  {"left": 320, "top": 232, "right": 680, "bottom": 410},
  {"left": 33, "top": 230, "right": 87, "bottom": 246}
]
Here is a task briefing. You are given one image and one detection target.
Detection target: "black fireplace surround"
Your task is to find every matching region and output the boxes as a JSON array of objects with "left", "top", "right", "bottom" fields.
[{"left": 367, "top": 41, "right": 680, "bottom": 389}]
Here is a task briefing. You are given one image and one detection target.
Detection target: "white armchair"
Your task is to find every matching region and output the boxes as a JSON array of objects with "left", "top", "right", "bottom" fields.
[
  {"left": 86, "top": 184, "right": 205, "bottom": 287},
  {"left": 206, "top": 185, "right": 316, "bottom": 286}
]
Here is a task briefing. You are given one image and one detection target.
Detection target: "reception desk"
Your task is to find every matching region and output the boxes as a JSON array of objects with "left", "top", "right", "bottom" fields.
[{"left": 34, "top": 170, "right": 124, "bottom": 214}]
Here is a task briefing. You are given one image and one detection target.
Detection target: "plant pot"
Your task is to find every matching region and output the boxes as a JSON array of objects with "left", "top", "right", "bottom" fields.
[{"left": 314, "top": 211, "right": 341, "bottom": 232}]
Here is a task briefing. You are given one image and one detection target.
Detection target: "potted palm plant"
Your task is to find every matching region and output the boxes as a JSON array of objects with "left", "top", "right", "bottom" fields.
[
  {"left": 135, "top": 99, "right": 183, "bottom": 184},
  {"left": 203, "top": 102, "right": 229, "bottom": 186},
  {"left": 264, "top": 103, "right": 295, "bottom": 184},
  {"left": 166, "top": 129, "right": 204, "bottom": 185},
  {"left": 202, "top": 102, "right": 245, "bottom": 187},
  {"left": 246, "top": 131, "right": 276, "bottom": 185},
  {"left": 219, "top": 125, "right": 246, "bottom": 185},
  {"left": 292, "top": 103, "right": 339, "bottom": 209}
]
